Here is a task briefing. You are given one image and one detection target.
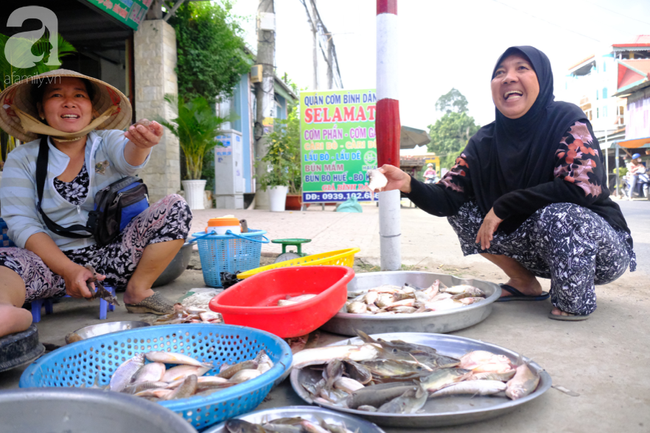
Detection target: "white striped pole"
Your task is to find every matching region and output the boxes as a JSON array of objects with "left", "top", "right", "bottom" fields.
[{"left": 376, "top": 0, "right": 401, "bottom": 271}]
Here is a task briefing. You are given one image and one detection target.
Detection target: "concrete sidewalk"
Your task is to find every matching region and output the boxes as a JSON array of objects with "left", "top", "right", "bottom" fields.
[{"left": 1, "top": 200, "right": 648, "bottom": 433}]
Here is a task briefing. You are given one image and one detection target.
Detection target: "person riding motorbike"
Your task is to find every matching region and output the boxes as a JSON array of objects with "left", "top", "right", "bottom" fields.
[{"left": 423, "top": 163, "right": 438, "bottom": 184}]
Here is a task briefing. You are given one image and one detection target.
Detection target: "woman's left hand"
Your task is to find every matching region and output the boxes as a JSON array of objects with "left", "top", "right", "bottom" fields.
[
  {"left": 476, "top": 208, "right": 503, "bottom": 250},
  {"left": 124, "top": 119, "right": 164, "bottom": 149}
]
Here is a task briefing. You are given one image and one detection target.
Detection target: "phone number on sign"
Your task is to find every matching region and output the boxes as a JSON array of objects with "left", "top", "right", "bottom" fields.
[{"left": 303, "top": 192, "right": 377, "bottom": 202}]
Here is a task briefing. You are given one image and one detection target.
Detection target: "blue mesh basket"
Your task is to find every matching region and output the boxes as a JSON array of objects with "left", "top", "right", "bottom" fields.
[
  {"left": 191, "top": 230, "right": 269, "bottom": 287},
  {"left": 19, "top": 324, "right": 292, "bottom": 430},
  {"left": 0, "top": 218, "right": 16, "bottom": 248}
]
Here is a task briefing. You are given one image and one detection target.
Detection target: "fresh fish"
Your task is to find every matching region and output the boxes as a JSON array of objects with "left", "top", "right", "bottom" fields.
[
  {"left": 109, "top": 353, "right": 145, "bottom": 392},
  {"left": 333, "top": 377, "right": 365, "bottom": 393},
  {"left": 167, "top": 374, "right": 198, "bottom": 400},
  {"left": 506, "top": 358, "right": 540, "bottom": 400},
  {"left": 122, "top": 381, "right": 169, "bottom": 395},
  {"left": 291, "top": 344, "right": 379, "bottom": 369},
  {"left": 360, "top": 359, "right": 431, "bottom": 378},
  {"left": 145, "top": 351, "right": 209, "bottom": 367},
  {"left": 377, "top": 384, "right": 428, "bottom": 414},
  {"left": 132, "top": 362, "right": 166, "bottom": 384},
  {"left": 458, "top": 350, "right": 515, "bottom": 374},
  {"left": 84, "top": 265, "right": 120, "bottom": 306},
  {"left": 134, "top": 388, "right": 173, "bottom": 399},
  {"left": 162, "top": 364, "right": 211, "bottom": 382},
  {"left": 430, "top": 379, "right": 507, "bottom": 398},
  {"left": 342, "top": 360, "right": 373, "bottom": 384},
  {"left": 366, "top": 169, "right": 388, "bottom": 197},
  {"left": 345, "top": 280, "right": 485, "bottom": 316},
  {"left": 229, "top": 369, "right": 261, "bottom": 383},
  {"left": 419, "top": 368, "right": 472, "bottom": 393},
  {"left": 217, "top": 360, "right": 258, "bottom": 379},
  {"left": 225, "top": 419, "right": 269, "bottom": 433},
  {"left": 346, "top": 383, "right": 419, "bottom": 409},
  {"left": 277, "top": 294, "right": 317, "bottom": 306},
  {"left": 471, "top": 370, "right": 517, "bottom": 381}
]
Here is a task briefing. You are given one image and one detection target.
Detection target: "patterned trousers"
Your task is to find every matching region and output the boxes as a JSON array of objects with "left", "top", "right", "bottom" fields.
[
  {"left": 0, "top": 194, "right": 192, "bottom": 302},
  {"left": 447, "top": 202, "right": 635, "bottom": 316}
]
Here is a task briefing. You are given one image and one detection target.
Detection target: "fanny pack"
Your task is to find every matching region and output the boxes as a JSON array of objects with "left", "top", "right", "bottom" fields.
[{"left": 36, "top": 136, "right": 150, "bottom": 247}]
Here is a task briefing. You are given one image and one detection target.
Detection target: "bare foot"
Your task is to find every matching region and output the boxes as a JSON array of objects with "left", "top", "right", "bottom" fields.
[
  {"left": 0, "top": 304, "right": 33, "bottom": 338},
  {"left": 500, "top": 277, "right": 544, "bottom": 298}
]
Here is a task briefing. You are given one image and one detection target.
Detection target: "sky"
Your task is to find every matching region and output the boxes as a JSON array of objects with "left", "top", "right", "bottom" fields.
[{"left": 231, "top": 0, "right": 650, "bottom": 131}]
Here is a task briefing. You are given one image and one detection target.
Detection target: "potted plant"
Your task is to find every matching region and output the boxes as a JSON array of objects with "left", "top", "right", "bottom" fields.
[
  {"left": 159, "top": 95, "right": 225, "bottom": 210},
  {"left": 258, "top": 104, "right": 302, "bottom": 211},
  {"left": 256, "top": 117, "right": 300, "bottom": 212}
]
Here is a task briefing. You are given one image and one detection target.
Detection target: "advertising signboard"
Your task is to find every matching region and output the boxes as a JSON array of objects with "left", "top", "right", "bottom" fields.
[
  {"left": 83, "top": 0, "right": 150, "bottom": 30},
  {"left": 300, "top": 89, "right": 378, "bottom": 203}
]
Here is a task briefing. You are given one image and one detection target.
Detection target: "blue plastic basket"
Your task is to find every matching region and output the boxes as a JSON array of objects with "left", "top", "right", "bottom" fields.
[
  {"left": 19, "top": 324, "right": 292, "bottom": 430},
  {"left": 0, "top": 218, "right": 16, "bottom": 248},
  {"left": 191, "top": 230, "right": 269, "bottom": 288}
]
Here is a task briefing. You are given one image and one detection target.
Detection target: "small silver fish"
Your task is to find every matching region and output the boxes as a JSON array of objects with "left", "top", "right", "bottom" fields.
[
  {"left": 366, "top": 169, "right": 388, "bottom": 200},
  {"left": 110, "top": 353, "right": 145, "bottom": 392},
  {"left": 145, "top": 351, "right": 210, "bottom": 367},
  {"left": 132, "top": 362, "right": 166, "bottom": 384}
]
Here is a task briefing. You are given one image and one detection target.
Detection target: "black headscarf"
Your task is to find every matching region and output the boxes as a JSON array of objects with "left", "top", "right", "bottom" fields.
[{"left": 464, "top": 46, "right": 587, "bottom": 217}]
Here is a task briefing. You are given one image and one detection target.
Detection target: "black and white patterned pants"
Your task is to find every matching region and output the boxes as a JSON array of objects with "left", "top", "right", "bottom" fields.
[{"left": 448, "top": 202, "right": 636, "bottom": 316}]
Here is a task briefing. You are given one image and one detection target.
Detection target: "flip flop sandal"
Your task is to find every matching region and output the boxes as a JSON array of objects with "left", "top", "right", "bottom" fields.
[
  {"left": 125, "top": 292, "right": 176, "bottom": 315},
  {"left": 496, "top": 284, "right": 550, "bottom": 302},
  {"left": 548, "top": 311, "right": 589, "bottom": 321}
]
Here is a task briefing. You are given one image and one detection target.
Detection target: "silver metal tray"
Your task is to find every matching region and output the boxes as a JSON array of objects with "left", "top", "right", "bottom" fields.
[
  {"left": 204, "top": 405, "right": 385, "bottom": 432},
  {"left": 321, "top": 271, "right": 501, "bottom": 336},
  {"left": 290, "top": 333, "right": 552, "bottom": 428}
]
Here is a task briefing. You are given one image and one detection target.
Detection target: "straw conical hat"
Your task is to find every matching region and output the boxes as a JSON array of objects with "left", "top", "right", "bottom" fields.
[{"left": 0, "top": 69, "right": 131, "bottom": 142}]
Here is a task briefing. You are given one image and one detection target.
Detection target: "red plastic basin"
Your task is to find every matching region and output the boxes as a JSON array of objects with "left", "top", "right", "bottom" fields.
[{"left": 209, "top": 266, "right": 354, "bottom": 338}]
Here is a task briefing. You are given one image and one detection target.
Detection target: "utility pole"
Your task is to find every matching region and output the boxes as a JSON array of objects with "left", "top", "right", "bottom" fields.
[
  {"left": 308, "top": 0, "right": 318, "bottom": 90},
  {"left": 254, "top": 0, "right": 275, "bottom": 209}
]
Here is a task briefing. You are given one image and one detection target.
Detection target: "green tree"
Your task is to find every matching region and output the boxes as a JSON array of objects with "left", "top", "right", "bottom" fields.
[
  {"left": 168, "top": 1, "right": 252, "bottom": 104},
  {"left": 0, "top": 33, "right": 76, "bottom": 164},
  {"left": 435, "top": 88, "right": 469, "bottom": 114},
  {"left": 428, "top": 111, "right": 480, "bottom": 170}
]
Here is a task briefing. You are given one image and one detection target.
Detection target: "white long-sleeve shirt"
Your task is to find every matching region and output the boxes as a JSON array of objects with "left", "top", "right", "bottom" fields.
[{"left": 0, "top": 130, "right": 148, "bottom": 250}]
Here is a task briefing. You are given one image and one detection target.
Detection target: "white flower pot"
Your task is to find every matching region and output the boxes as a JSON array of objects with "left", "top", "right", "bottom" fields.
[
  {"left": 182, "top": 179, "right": 207, "bottom": 210},
  {"left": 268, "top": 185, "right": 288, "bottom": 212}
]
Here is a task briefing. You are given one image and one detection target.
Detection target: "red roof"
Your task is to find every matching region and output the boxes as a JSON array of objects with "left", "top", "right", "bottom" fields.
[
  {"left": 617, "top": 59, "right": 650, "bottom": 91},
  {"left": 613, "top": 35, "right": 650, "bottom": 48}
]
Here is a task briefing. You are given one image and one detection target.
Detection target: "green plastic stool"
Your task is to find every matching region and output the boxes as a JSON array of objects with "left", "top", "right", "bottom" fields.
[{"left": 272, "top": 238, "right": 311, "bottom": 263}]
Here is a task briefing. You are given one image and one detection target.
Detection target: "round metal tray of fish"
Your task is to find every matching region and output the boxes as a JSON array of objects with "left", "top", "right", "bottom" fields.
[
  {"left": 321, "top": 271, "right": 502, "bottom": 336},
  {"left": 290, "top": 333, "right": 552, "bottom": 428},
  {"left": 204, "top": 405, "right": 385, "bottom": 432}
]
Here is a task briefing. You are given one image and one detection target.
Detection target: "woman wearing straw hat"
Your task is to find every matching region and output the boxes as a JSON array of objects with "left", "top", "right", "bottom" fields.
[{"left": 0, "top": 70, "right": 192, "bottom": 337}]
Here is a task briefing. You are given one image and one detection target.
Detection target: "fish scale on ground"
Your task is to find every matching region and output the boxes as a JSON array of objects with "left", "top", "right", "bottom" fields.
[
  {"left": 342, "top": 280, "right": 487, "bottom": 315},
  {"left": 294, "top": 331, "right": 541, "bottom": 414}
]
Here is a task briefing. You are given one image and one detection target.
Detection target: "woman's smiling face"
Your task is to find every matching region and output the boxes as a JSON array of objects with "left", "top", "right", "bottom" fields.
[
  {"left": 37, "top": 77, "right": 94, "bottom": 133},
  {"left": 491, "top": 54, "right": 540, "bottom": 119}
]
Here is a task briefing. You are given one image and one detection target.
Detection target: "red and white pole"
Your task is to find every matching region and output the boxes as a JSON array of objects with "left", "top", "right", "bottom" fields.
[{"left": 376, "top": 0, "right": 401, "bottom": 271}]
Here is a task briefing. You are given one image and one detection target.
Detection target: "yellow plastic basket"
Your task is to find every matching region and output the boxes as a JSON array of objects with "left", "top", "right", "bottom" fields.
[{"left": 237, "top": 247, "right": 360, "bottom": 279}]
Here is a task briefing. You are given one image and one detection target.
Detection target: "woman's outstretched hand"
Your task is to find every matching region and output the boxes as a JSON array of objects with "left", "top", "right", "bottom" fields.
[
  {"left": 125, "top": 119, "right": 164, "bottom": 149},
  {"left": 62, "top": 263, "right": 106, "bottom": 299},
  {"left": 476, "top": 208, "right": 503, "bottom": 250},
  {"left": 378, "top": 164, "right": 412, "bottom": 194}
]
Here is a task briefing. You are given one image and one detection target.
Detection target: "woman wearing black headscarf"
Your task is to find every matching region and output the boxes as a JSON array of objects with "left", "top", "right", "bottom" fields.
[{"left": 380, "top": 46, "right": 635, "bottom": 321}]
